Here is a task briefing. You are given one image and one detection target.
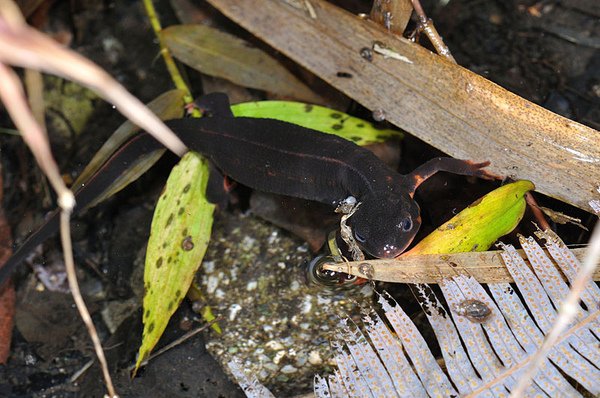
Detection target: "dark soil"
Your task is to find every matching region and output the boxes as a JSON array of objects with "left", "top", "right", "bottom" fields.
[{"left": 0, "top": 0, "right": 597, "bottom": 397}]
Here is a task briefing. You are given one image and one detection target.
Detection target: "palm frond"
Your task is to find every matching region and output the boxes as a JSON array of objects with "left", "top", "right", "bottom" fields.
[{"left": 313, "top": 229, "right": 599, "bottom": 397}]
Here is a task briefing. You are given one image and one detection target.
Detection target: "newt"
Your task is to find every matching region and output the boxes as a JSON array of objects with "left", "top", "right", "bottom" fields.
[{"left": 0, "top": 93, "right": 496, "bottom": 284}]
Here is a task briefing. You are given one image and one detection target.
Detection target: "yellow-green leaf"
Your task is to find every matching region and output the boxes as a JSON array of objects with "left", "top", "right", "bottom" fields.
[
  {"left": 161, "top": 24, "right": 319, "bottom": 103},
  {"left": 135, "top": 152, "right": 215, "bottom": 373},
  {"left": 403, "top": 180, "right": 535, "bottom": 255},
  {"left": 231, "top": 101, "right": 402, "bottom": 145}
]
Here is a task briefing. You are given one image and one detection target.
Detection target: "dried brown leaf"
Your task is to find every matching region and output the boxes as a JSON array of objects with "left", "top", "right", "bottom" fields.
[
  {"left": 160, "top": 24, "right": 320, "bottom": 103},
  {"left": 322, "top": 247, "right": 599, "bottom": 283}
]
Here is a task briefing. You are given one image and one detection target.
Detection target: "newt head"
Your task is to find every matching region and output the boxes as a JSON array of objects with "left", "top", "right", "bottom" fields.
[{"left": 350, "top": 191, "right": 421, "bottom": 258}]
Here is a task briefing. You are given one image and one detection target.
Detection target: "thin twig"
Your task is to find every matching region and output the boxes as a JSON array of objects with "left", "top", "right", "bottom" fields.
[
  {"left": 142, "top": 0, "right": 195, "bottom": 107},
  {"left": 142, "top": 0, "right": 202, "bottom": 119},
  {"left": 69, "top": 359, "right": 95, "bottom": 383},
  {"left": 0, "top": 62, "right": 116, "bottom": 397},
  {"left": 525, "top": 192, "right": 551, "bottom": 231},
  {"left": 24, "top": 69, "right": 45, "bottom": 128},
  {"left": 60, "top": 210, "right": 116, "bottom": 397},
  {"left": 0, "top": 9, "right": 187, "bottom": 157},
  {"left": 0, "top": 2, "right": 118, "bottom": 395},
  {"left": 409, "top": 0, "right": 456, "bottom": 62},
  {"left": 24, "top": 68, "right": 53, "bottom": 207},
  {"left": 0, "top": 63, "right": 73, "bottom": 210},
  {"left": 130, "top": 317, "right": 222, "bottom": 371},
  {"left": 0, "top": 0, "right": 24, "bottom": 25}
]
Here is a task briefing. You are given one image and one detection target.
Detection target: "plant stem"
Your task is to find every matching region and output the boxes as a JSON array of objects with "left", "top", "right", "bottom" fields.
[{"left": 142, "top": 0, "right": 196, "bottom": 111}]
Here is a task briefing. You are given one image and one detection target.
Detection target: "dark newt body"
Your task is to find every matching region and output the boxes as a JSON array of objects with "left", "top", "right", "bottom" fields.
[
  {"left": 0, "top": 94, "right": 495, "bottom": 284},
  {"left": 171, "top": 116, "right": 425, "bottom": 259}
]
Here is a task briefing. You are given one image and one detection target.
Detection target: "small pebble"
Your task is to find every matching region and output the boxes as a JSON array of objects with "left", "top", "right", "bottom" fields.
[
  {"left": 24, "top": 354, "right": 37, "bottom": 366},
  {"left": 289, "top": 280, "right": 300, "bottom": 291},
  {"left": 203, "top": 261, "right": 215, "bottom": 273},
  {"left": 228, "top": 303, "right": 242, "bottom": 321},
  {"left": 241, "top": 236, "right": 256, "bottom": 250},
  {"left": 258, "top": 369, "right": 269, "bottom": 379},
  {"left": 281, "top": 337, "right": 294, "bottom": 345},
  {"left": 266, "top": 341, "right": 284, "bottom": 351},
  {"left": 300, "top": 296, "right": 313, "bottom": 314},
  {"left": 267, "top": 231, "right": 279, "bottom": 244},
  {"left": 372, "top": 108, "right": 386, "bottom": 122},
  {"left": 308, "top": 350, "right": 322, "bottom": 365},
  {"left": 206, "top": 275, "right": 219, "bottom": 294},
  {"left": 264, "top": 362, "right": 279, "bottom": 372},
  {"left": 256, "top": 354, "right": 271, "bottom": 363},
  {"left": 359, "top": 47, "right": 373, "bottom": 62},
  {"left": 281, "top": 365, "right": 298, "bottom": 374},
  {"left": 273, "top": 350, "right": 286, "bottom": 364}
]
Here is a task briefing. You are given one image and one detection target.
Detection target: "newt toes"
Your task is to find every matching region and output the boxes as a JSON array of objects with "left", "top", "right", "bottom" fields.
[
  {"left": 0, "top": 93, "right": 496, "bottom": 284},
  {"left": 464, "top": 160, "right": 502, "bottom": 181},
  {"left": 405, "top": 157, "right": 498, "bottom": 195}
]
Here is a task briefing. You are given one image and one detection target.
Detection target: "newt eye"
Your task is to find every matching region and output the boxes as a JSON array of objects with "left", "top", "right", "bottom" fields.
[
  {"left": 401, "top": 218, "right": 413, "bottom": 232},
  {"left": 354, "top": 230, "right": 367, "bottom": 243}
]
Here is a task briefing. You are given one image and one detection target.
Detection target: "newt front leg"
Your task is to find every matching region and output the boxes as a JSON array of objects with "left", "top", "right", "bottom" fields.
[{"left": 406, "top": 157, "right": 500, "bottom": 197}]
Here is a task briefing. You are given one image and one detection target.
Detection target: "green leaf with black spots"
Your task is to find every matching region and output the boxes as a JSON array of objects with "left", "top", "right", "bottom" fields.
[
  {"left": 135, "top": 152, "right": 215, "bottom": 373},
  {"left": 231, "top": 101, "right": 402, "bottom": 146},
  {"left": 403, "top": 180, "right": 535, "bottom": 255}
]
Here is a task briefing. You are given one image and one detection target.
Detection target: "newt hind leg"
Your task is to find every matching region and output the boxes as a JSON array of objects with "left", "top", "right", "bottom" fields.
[
  {"left": 205, "top": 162, "right": 236, "bottom": 209},
  {"left": 406, "top": 157, "right": 501, "bottom": 196}
]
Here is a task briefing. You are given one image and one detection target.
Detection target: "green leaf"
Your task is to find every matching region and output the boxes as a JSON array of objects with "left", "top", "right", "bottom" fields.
[
  {"left": 160, "top": 25, "right": 319, "bottom": 103},
  {"left": 231, "top": 101, "right": 402, "bottom": 145},
  {"left": 403, "top": 180, "right": 534, "bottom": 255},
  {"left": 135, "top": 152, "right": 215, "bottom": 373}
]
